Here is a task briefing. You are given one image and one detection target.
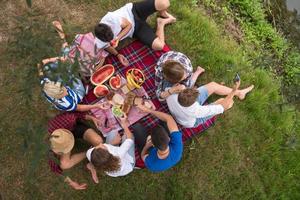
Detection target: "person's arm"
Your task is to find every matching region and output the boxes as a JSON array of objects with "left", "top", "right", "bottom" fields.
[
  {"left": 85, "top": 114, "right": 103, "bottom": 128},
  {"left": 59, "top": 152, "right": 86, "bottom": 170},
  {"left": 76, "top": 102, "right": 109, "bottom": 112},
  {"left": 159, "top": 84, "right": 186, "bottom": 100},
  {"left": 104, "top": 46, "right": 129, "bottom": 67},
  {"left": 64, "top": 176, "right": 87, "bottom": 190},
  {"left": 42, "top": 56, "right": 66, "bottom": 65},
  {"left": 137, "top": 104, "right": 179, "bottom": 133},
  {"left": 120, "top": 115, "right": 133, "bottom": 139},
  {"left": 141, "top": 138, "right": 153, "bottom": 161},
  {"left": 111, "top": 18, "right": 132, "bottom": 47}
]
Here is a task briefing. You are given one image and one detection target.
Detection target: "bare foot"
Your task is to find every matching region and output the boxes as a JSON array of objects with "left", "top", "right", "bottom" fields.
[
  {"left": 237, "top": 85, "right": 254, "bottom": 100},
  {"left": 159, "top": 11, "right": 176, "bottom": 23},
  {"left": 86, "top": 163, "right": 99, "bottom": 184},
  {"left": 157, "top": 17, "right": 176, "bottom": 26},
  {"left": 52, "top": 21, "right": 65, "bottom": 39}
]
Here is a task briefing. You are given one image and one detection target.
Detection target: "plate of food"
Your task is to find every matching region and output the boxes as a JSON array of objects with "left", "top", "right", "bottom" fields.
[{"left": 111, "top": 105, "right": 124, "bottom": 118}]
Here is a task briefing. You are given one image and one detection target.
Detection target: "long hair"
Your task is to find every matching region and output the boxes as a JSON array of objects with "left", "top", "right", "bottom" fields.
[{"left": 91, "top": 148, "right": 120, "bottom": 173}]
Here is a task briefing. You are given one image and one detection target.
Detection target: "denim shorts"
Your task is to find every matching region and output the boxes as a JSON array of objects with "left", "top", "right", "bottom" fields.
[{"left": 194, "top": 86, "right": 214, "bottom": 126}]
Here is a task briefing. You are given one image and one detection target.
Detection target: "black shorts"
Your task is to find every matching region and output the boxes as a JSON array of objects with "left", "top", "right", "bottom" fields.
[
  {"left": 132, "top": 0, "right": 157, "bottom": 47},
  {"left": 72, "top": 120, "right": 92, "bottom": 139}
]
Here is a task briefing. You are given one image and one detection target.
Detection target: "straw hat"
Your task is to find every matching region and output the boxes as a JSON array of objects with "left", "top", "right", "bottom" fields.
[
  {"left": 43, "top": 80, "right": 65, "bottom": 99},
  {"left": 49, "top": 129, "right": 75, "bottom": 154}
]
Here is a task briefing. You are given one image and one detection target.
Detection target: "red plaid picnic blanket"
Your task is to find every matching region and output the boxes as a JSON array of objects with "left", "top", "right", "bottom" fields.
[{"left": 83, "top": 41, "right": 216, "bottom": 168}]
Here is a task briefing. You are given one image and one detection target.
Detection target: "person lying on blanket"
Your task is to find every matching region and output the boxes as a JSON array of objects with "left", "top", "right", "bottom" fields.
[
  {"left": 41, "top": 78, "right": 110, "bottom": 112},
  {"left": 85, "top": 116, "right": 135, "bottom": 178},
  {"left": 94, "top": 0, "right": 176, "bottom": 66},
  {"left": 47, "top": 111, "right": 112, "bottom": 190},
  {"left": 37, "top": 21, "right": 109, "bottom": 112},
  {"left": 155, "top": 51, "right": 205, "bottom": 101},
  {"left": 166, "top": 80, "right": 254, "bottom": 128},
  {"left": 134, "top": 104, "right": 183, "bottom": 172}
]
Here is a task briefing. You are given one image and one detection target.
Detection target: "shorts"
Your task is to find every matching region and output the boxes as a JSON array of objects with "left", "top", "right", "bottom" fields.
[
  {"left": 194, "top": 86, "right": 214, "bottom": 126},
  {"left": 132, "top": 0, "right": 157, "bottom": 47},
  {"left": 72, "top": 120, "right": 92, "bottom": 139}
]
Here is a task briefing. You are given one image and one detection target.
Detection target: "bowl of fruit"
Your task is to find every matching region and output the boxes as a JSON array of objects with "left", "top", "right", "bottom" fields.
[{"left": 126, "top": 68, "right": 145, "bottom": 90}]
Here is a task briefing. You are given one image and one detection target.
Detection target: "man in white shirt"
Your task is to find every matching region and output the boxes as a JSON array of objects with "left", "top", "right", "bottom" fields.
[
  {"left": 94, "top": 0, "right": 176, "bottom": 66},
  {"left": 166, "top": 81, "right": 254, "bottom": 128}
]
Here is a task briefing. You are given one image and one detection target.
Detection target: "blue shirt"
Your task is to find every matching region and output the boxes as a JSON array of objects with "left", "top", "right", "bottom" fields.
[{"left": 145, "top": 131, "right": 183, "bottom": 172}]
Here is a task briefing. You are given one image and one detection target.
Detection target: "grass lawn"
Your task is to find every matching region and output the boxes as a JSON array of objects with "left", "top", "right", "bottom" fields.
[{"left": 0, "top": 0, "right": 299, "bottom": 199}]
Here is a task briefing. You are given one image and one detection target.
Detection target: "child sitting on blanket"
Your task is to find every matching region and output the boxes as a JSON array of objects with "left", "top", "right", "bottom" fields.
[
  {"left": 155, "top": 51, "right": 205, "bottom": 101},
  {"left": 166, "top": 80, "right": 254, "bottom": 128},
  {"left": 94, "top": 0, "right": 176, "bottom": 66}
]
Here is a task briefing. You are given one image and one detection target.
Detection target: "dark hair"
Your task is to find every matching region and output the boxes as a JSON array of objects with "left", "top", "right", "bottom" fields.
[
  {"left": 94, "top": 23, "right": 114, "bottom": 42},
  {"left": 162, "top": 61, "right": 185, "bottom": 84},
  {"left": 91, "top": 148, "right": 120, "bottom": 173},
  {"left": 151, "top": 125, "right": 170, "bottom": 151},
  {"left": 178, "top": 88, "right": 199, "bottom": 107}
]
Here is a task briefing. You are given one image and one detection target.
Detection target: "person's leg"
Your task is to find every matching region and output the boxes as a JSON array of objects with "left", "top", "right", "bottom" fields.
[
  {"left": 204, "top": 82, "right": 254, "bottom": 100},
  {"left": 83, "top": 128, "right": 103, "bottom": 146},
  {"left": 131, "top": 123, "right": 149, "bottom": 154},
  {"left": 151, "top": 17, "right": 175, "bottom": 50}
]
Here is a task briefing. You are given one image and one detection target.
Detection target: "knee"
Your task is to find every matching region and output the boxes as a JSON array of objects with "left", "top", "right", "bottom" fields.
[
  {"left": 152, "top": 39, "right": 165, "bottom": 51},
  {"left": 155, "top": 0, "right": 170, "bottom": 10},
  {"left": 208, "top": 81, "right": 217, "bottom": 87}
]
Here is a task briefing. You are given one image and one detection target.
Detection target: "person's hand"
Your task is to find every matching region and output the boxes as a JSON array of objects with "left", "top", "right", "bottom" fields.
[
  {"left": 117, "top": 54, "right": 129, "bottom": 67},
  {"left": 195, "top": 66, "right": 205, "bottom": 74},
  {"left": 137, "top": 104, "right": 152, "bottom": 113},
  {"left": 145, "top": 136, "right": 153, "bottom": 148},
  {"left": 110, "top": 38, "right": 120, "bottom": 48},
  {"left": 96, "top": 102, "right": 111, "bottom": 110},
  {"left": 170, "top": 84, "right": 186, "bottom": 94},
  {"left": 67, "top": 178, "right": 87, "bottom": 190},
  {"left": 119, "top": 115, "right": 129, "bottom": 128},
  {"left": 92, "top": 117, "right": 103, "bottom": 128},
  {"left": 111, "top": 133, "right": 122, "bottom": 146}
]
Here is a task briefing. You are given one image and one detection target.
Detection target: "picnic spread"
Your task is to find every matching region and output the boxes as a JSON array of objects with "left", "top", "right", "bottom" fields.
[{"left": 81, "top": 40, "right": 216, "bottom": 168}]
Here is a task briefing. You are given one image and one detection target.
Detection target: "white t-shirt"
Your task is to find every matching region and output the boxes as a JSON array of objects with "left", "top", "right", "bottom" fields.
[
  {"left": 95, "top": 3, "right": 135, "bottom": 49},
  {"left": 104, "top": 139, "right": 135, "bottom": 177},
  {"left": 166, "top": 94, "right": 224, "bottom": 128}
]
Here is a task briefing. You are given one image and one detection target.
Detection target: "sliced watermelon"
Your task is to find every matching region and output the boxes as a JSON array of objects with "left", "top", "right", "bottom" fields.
[
  {"left": 109, "top": 75, "right": 121, "bottom": 90},
  {"left": 94, "top": 85, "right": 109, "bottom": 97},
  {"left": 90, "top": 64, "right": 115, "bottom": 86}
]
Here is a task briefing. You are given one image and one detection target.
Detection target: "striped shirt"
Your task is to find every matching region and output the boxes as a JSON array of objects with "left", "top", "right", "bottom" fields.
[
  {"left": 155, "top": 51, "right": 194, "bottom": 100},
  {"left": 42, "top": 79, "right": 83, "bottom": 111}
]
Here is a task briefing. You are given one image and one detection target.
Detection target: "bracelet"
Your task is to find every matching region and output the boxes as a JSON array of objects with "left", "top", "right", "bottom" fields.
[
  {"left": 115, "top": 53, "right": 120, "bottom": 57},
  {"left": 167, "top": 89, "right": 172, "bottom": 95}
]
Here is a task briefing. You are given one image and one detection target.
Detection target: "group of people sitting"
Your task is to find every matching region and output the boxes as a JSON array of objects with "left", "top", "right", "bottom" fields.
[{"left": 39, "top": 0, "right": 254, "bottom": 190}]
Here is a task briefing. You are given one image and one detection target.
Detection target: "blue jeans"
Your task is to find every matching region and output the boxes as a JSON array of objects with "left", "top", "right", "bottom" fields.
[{"left": 194, "top": 86, "right": 214, "bottom": 126}]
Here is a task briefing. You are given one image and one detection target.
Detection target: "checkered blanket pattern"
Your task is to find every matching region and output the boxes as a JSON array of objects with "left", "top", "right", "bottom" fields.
[{"left": 83, "top": 41, "right": 216, "bottom": 168}]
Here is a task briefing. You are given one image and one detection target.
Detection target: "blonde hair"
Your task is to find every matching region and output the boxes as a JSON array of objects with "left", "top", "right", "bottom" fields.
[{"left": 43, "top": 81, "right": 64, "bottom": 99}]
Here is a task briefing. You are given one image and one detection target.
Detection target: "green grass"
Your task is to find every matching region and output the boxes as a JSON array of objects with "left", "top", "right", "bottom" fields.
[{"left": 0, "top": 0, "right": 299, "bottom": 199}]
